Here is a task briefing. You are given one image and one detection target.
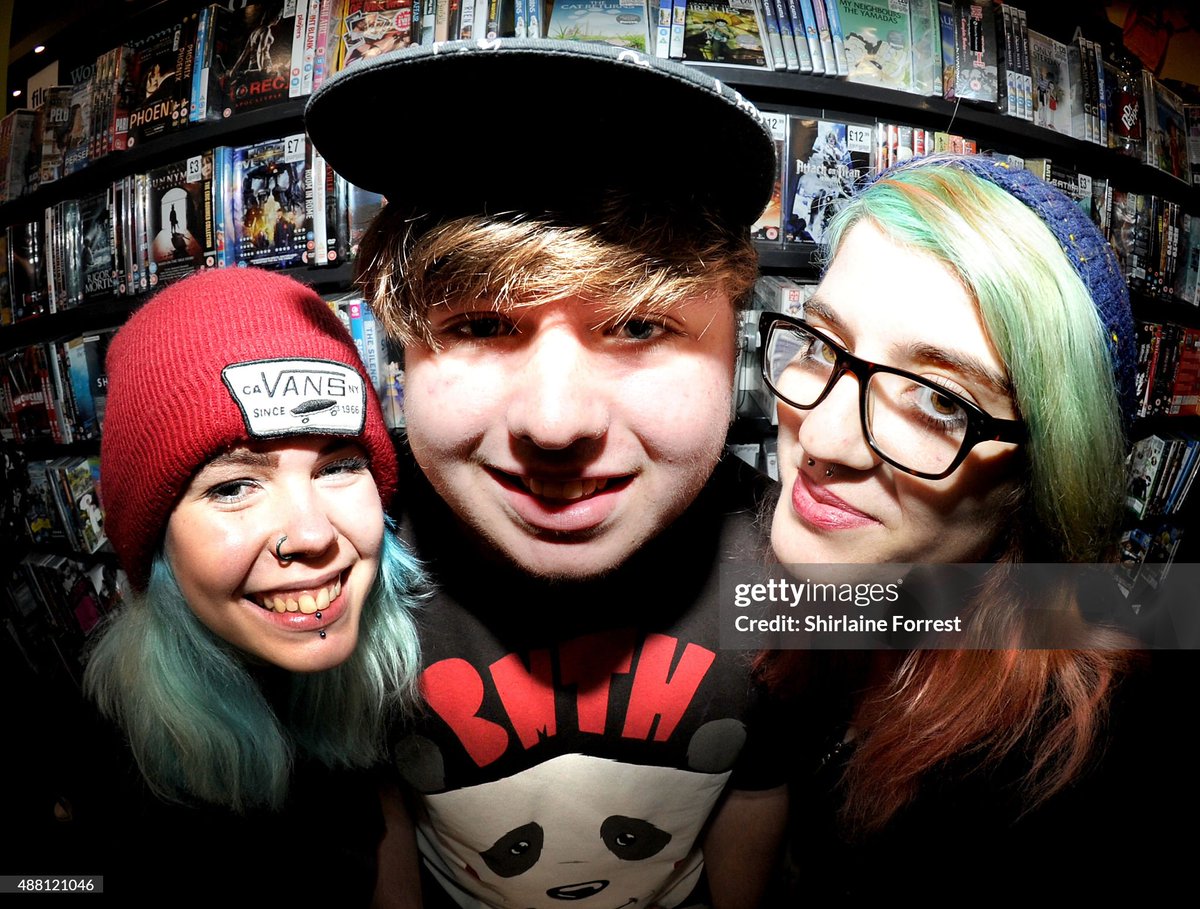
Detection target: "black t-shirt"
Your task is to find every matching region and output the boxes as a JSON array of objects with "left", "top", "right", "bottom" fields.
[{"left": 393, "top": 455, "right": 788, "bottom": 908}]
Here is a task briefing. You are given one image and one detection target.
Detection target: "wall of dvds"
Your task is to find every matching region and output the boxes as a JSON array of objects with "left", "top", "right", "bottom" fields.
[{"left": 3, "top": 0, "right": 1200, "bottom": 690}]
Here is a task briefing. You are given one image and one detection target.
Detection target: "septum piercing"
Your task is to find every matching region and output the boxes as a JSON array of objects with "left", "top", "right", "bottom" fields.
[{"left": 275, "top": 535, "right": 300, "bottom": 563}]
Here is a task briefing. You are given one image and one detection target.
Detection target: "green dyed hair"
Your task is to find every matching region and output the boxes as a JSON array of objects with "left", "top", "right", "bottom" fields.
[
  {"left": 822, "top": 164, "right": 1126, "bottom": 562},
  {"left": 83, "top": 521, "right": 424, "bottom": 813}
]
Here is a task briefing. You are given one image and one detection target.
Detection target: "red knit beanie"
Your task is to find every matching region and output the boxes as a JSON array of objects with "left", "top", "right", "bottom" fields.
[{"left": 100, "top": 268, "right": 398, "bottom": 591}]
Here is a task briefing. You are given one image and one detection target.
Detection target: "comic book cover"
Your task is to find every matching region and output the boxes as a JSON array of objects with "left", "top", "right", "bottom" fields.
[
  {"left": 335, "top": 1, "right": 418, "bottom": 74},
  {"left": 784, "top": 117, "right": 873, "bottom": 245},
  {"left": 231, "top": 133, "right": 310, "bottom": 269},
  {"left": 750, "top": 110, "right": 788, "bottom": 243},
  {"left": 682, "top": 0, "right": 768, "bottom": 67},
  {"left": 838, "top": 0, "right": 913, "bottom": 92},
  {"left": 217, "top": 1, "right": 306, "bottom": 115},
  {"left": 547, "top": 0, "right": 651, "bottom": 51},
  {"left": 127, "top": 23, "right": 191, "bottom": 147},
  {"left": 147, "top": 151, "right": 217, "bottom": 288}
]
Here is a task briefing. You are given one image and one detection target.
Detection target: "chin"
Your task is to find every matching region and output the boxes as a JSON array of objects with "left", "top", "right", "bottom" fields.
[{"left": 489, "top": 531, "right": 644, "bottom": 582}]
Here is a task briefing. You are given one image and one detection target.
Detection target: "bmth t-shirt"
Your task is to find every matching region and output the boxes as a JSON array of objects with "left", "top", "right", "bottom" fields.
[{"left": 393, "top": 457, "right": 785, "bottom": 908}]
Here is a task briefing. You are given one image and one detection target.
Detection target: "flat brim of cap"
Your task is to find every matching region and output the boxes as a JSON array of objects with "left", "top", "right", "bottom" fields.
[{"left": 304, "top": 38, "right": 776, "bottom": 227}]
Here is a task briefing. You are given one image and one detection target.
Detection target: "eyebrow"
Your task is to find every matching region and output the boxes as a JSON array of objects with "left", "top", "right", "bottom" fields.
[
  {"left": 202, "top": 440, "right": 359, "bottom": 473},
  {"left": 803, "top": 295, "right": 1013, "bottom": 396}
]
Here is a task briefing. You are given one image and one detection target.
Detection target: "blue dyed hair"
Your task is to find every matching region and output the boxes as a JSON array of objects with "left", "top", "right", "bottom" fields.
[{"left": 83, "top": 520, "right": 424, "bottom": 812}]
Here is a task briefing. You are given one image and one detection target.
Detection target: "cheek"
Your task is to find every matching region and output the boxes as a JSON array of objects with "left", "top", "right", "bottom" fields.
[
  {"left": 164, "top": 513, "right": 257, "bottom": 605},
  {"left": 403, "top": 355, "right": 498, "bottom": 459},
  {"left": 894, "top": 449, "right": 1022, "bottom": 554},
  {"left": 633, "top": 349, "right": 735, "bottom": 460}
]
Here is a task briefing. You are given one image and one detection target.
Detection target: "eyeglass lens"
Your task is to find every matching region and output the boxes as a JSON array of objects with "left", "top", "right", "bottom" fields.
[{"left": 764, "top": 322, "right": 969, "bottom": 475}]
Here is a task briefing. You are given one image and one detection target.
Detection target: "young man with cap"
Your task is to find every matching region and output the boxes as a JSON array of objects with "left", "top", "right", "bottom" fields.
[{"left": 306, "top": 39, "right": 787, "bottom": 908}]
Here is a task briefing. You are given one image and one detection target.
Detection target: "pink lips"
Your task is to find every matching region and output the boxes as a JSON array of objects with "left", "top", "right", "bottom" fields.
[{"left": 790, "top": 470, "right": 880, "bottom": 530}]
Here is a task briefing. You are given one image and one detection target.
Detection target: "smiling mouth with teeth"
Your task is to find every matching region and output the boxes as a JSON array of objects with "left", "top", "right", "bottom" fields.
[
  {"left": 519, "top": 476, "right": 612, "bottom": 501},
  {"left": 253, "top": 576, "right": 342, "bottom": 614}
]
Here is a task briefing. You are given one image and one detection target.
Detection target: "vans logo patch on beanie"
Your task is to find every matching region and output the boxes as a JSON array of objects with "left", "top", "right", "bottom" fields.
[{"left": 221, "top": 358, "right": 367, "bottom": 437}]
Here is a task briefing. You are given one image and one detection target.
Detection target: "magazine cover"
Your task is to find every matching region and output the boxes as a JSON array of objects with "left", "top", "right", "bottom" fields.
[
  {"left": 784, "top": 117, "right": 872, "bottom": 245},
  {"left": 217, "top": 0, "right": 306, "bottom": 114},
  {"left": 231, "top": 133, "right": 310, "bottom": 269},
  {"left": 147, "top": 151, "right": 217, "bottom": 288},
  {"left": 336, "top": 1, "right": 418, "bottom": 73},
  {"left": 837, "top": 0, "right": 913, "bottom": 91},
  {"left": 547, "top": 0, "right": 651, "bottom": 51},
  {"left": 682, "top": 0, "right": 768, "bottom": 67}
]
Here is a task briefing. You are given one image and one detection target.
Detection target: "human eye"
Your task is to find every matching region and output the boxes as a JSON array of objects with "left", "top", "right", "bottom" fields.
[
  {"left": 439, "top": 312, "right": 517, "bottom": 340},
  {"left": 801, "top": 335, "right": 838, "bottom": 366},
  {"left": 317, "top": 455, "right": 370, "bottom": 480},
  {"left": 907, "top": 380, "right": 970, "bottom": 433},
  {"left": 204, "top": 477, "right": 260, "bottom": 504},
  {"left": 606, "top": 316, "right": 673, "bottom": 342}
]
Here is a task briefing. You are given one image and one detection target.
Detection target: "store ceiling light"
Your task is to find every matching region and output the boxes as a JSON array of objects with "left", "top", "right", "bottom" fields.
[
  {"left": 11, "top": 90, "right": 21, "bottom": 98},
  {"left": 33, "top": 45, "right": 46, "bottom": 54}
]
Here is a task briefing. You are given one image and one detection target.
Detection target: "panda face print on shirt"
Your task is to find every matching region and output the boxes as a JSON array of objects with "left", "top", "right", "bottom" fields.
[{"left": 416, "top": 753, "right": 731, "bottom": 909}]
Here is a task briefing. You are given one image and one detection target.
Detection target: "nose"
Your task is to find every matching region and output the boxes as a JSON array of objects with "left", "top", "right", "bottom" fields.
[
  {"left": 271, "top": 483, "right": 339, "bottom": 563},
  {"left": 506, "top": 324, "right": 610, "bottom": 450},
  {"left": 793, "top": 369, "right": 879, "bottom": 472}
]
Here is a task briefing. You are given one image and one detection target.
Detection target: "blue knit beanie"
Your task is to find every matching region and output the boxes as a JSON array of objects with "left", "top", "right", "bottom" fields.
[{"left": 873, "top": 154, "right": 1136, "bottom": 433}]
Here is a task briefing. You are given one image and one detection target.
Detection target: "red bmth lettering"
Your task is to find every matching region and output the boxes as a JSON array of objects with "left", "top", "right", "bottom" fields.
[
  {"left": 490, "top": 650, "right": 555, "bottom": 750},
  {"left": 622, "top": 634, "right": 715, "bottom": 742},
  {"left": 422, "top": 659, "right": 508, "bottom": 767},
  {"left": 559, "top": 629, "right": 637, "bottom": 734}
]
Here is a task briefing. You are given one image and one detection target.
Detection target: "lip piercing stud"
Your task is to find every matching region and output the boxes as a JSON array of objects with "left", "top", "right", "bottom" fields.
[
  {"left": 275, "top": 536, "right": 300, "bottom": 563},
  {"left": 319, "top": 631, "right": 326, "bottom": 639}
]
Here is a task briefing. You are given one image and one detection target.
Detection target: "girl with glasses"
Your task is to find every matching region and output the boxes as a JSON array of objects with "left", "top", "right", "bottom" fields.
[{"left": 758, "top": 154, "right": 1189, "bottom": 897}]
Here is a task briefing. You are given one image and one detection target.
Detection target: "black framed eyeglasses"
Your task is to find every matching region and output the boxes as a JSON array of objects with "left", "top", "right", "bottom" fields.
[{"left": 758, "top": 313, "right": 1026, "bottom": 480}]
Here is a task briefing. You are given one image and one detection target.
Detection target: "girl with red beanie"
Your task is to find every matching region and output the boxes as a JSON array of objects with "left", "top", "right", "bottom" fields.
[{"left": 66, "top": 268, "right": 423, "bottom": 903}]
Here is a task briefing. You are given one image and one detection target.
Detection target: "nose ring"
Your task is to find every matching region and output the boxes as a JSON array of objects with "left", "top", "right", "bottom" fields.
[{"left": 275, "top": 535, "right": 300, "bottom": 563}]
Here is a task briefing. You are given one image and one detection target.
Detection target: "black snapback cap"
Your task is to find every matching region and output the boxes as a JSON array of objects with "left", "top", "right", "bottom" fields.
[{"left": 304, "top": 38, "right": 777, "bottom": 227}]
